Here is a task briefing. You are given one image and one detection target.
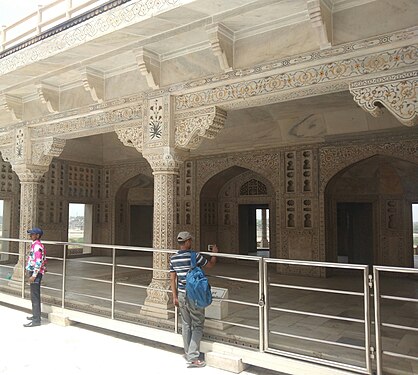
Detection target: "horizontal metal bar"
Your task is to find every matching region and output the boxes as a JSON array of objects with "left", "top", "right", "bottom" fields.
[
  {"left": 46, "top": 256, "right": 63, "bottom": 261},
  {"left": 268, "top": 283, "right": 364, "bottom": 296},
  {"left": 381, "top": 295, "right": 418, "bottom": 303},
  {"left": 0, "top": 251, "right": 18, "bottom": 256},
  {"left": 265, "top": 347, "right": 369, "bottom": 374},
  {"left": 44, "top": 272, "right": 63, "bottom": 277},
  {"left": 382, "top": 351, "right": 418, "bottom": 361},
  {"left": 115, "top": 281, "right": 171, "bottom": 294},
  {"left": 373, "top": 265, "right": 418, "bottom": 273},
  {"left": 214, "top": 298, "right": 259, "bottom": 308},
  {"left": 382, "top": 323, "right": 418, "bottom": 332},
  {"left": 269, "top": 330, "right": 365, "bottom": 351},
  {"left": 209, "top": 274, "right": 259, "bottom": 284},
  {"left": 116, "top": 264, "right": 169, "bottom": 273},
  {"left": 269, "top": 306, "right": 364, "bottom": 323},
  {"left": 114, "top": 299, "right": 143, "bottom": 308},
  {"left": 208, "top": 318, "right": 259, "bottom": 331},
  {"left": 67, "top": 259, "right": 112, "bottom": 267},
  {"left": 66, "top": 276, "right": 112, "bottom": 284},
  {"left": 0, "top": 264, "right": 14, "bottom": 269},
  {"left": 41, "top": 286, "right": 62, "bottom": 292},
  {"left": 66, "top": 291, "right": 111, "bottom": 302},
  {"left": 264, "top": 258, "right": 368, "bottom": 271}
]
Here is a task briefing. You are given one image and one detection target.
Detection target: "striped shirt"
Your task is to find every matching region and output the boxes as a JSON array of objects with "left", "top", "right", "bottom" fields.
[{"left": 170, "top": 250, "right": 208, "bottom": 293}]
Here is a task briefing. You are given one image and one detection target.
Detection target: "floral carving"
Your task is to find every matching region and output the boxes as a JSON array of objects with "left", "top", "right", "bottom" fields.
[
  {"left": 350, "top": 71, "right": 418, "bottom": 126},
  {"left": 115, "top": 123, "right": 143, "bottom": 152},
  {"left": 175, "top": 107, "right": 227, "bottom": 150}
]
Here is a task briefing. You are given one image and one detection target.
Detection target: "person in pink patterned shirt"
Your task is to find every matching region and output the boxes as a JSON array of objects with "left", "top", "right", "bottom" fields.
[{"left": 24, "top": 227, "right": 46, "bottom": 327}]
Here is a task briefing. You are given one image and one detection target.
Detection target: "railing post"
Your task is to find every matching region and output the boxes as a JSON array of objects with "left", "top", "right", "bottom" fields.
[
  {"left": 66, "top": 0, "right": 73, "bottom": 19},
  {"left": 1, "top": 25, "right": 6, "bottom": 52},
  {"left": 363, "top": 267, "right": 372, "bottom": 374},
  {"left": 36, "top": 5, "right": 43, "bottom": 34},
  {"left": 61, "top": 244, "right": 67, "bottom": 309},
  {"left": 258, "top": 258, "right": 265, "bottom": 352},
  {"left": 21, "top": 242, "right": 26, "bottom": 299},
  {"left": 111, "top": 247, "right": 116, "bottom": 319},
  {"left": 262, "top": 258, "right": 268, "bottom": 351},
  {"left": 373, "top": 267, "right": 383, "bottom": 375}
]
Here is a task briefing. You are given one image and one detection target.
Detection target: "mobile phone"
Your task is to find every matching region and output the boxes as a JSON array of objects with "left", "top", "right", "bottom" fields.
[{"left": 208, "top": 244, "right": 214, "bottom": 252}]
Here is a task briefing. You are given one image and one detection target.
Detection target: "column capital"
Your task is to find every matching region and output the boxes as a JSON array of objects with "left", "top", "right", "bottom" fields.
[
  {"left": 349, "top": 70, "right": 418, "bottom": 127},
  {"left": 143, "top": 147, "right": 187, "bottom": 173},
  {"left": 1, "top": 128, "right": 65, "bottom": 181}
]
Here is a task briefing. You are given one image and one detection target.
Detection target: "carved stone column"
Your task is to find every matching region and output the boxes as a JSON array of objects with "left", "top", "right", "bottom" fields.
[
  {"left": 141, "top": 149, "right": 183, "bottom": 319},
  {"left": 261, "top": 208, "right": 269, "bottom": 248},
  {"left": 0, "top": 129, "right": 66, "bottom": 280}
]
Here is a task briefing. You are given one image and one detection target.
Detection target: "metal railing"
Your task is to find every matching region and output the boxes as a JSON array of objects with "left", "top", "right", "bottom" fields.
[
  {"left": 263, "top": 259, "right": 372, "bottom": 374},
  {"left": 0, "top": 0, "right": 112, "bottom": 51},
  {"left": 1, "top": 237, "right": 418, "bottom": 374},
  {"left": 373, "top": 265, "right": 418, "bottom": 375}
]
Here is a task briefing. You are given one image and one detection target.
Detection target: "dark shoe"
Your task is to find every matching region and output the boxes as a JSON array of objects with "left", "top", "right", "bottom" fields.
[
  {"left": 26, "top": 316, "right": 34, "bottom": 320},
  {"left": 23, "top": 321, "right": 41, "bottom": 327}
]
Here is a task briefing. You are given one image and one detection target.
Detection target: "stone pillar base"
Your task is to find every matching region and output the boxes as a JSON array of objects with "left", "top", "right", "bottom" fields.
[
  {"left": 205, "top": 352, "right": 248, "bottom": 374},
  {"left": 49, "top": 312, "right": 72, "bottom": 326}
]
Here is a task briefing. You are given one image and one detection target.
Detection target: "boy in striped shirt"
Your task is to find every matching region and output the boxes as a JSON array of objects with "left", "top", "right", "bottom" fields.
[{"left": 170, "top": 231, "right": 218, "bottom": 368}]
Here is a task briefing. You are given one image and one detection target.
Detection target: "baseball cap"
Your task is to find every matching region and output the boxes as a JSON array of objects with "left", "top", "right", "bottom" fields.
[
  {"left": 27, "top": 227, "right": 43, "bottom": 236},
  {"left": 177, "top": 231, "right": 192, "bottom": 241}
]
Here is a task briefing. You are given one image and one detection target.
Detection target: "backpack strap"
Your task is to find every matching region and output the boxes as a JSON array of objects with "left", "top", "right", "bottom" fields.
[{"left": 190, "top": 251, "right": 197, "bottom": 269}]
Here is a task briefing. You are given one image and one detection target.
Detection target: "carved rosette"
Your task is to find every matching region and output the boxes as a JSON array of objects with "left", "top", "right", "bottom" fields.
[
  {"left": 349, "top": 71, "right": 418, "bottom": 126},
  {"left": 175, "top": 106, "right": 227, "bottom": 150},
  {"left": 115, "top": 123, "right": 143, "bottom": 152}
]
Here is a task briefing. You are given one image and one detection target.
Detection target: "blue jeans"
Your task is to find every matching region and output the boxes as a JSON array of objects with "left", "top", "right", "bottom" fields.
[
  {"left": 29, "top": 272, "right": 43, "bottom": 322},
  {"left": 178, "top": 292, "right": 205, "bottom": 362}
]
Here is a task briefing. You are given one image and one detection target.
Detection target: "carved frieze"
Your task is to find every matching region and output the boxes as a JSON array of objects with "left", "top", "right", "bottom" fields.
[
  {"left": 175, "top": 45, "right": 417, "bottom": 110},
  {"left": 32, "top": 103, "right": 143, "bottom": 138},
  {"left": 349, "top": 70, "right": 418, "bottom": 126},
  {"left": 175, "top": 107, "right": 227, "bottom": 150}
]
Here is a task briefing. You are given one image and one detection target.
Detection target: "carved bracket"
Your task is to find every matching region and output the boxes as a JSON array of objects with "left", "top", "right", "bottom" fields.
[
  {"left": 0, "top": 93, "right": 23, "bottom": 122},
  {"left": 37, "top": 83, "right": 59, "bottom": 113},
  {"left": 31, "top": 137, "right": 66, "bottom": 166},
  {"left": 135, "top": 47, "right": 160, "bottom": 90},
  {"left": 307, "top": 0, "right": 332, "bottom": 50},
  {"left": 175, "top": 106, "right": 227, "bottom": 150},
  {"left": 349, "top": 71, "right": 418, "bottom": 127},
  {"left": 81, "top": 67, "right": 105, "bottom": 103},
  {"left": 115, "top": 123, "right": 143, "bottom": 152},
  {"left": 206, "top": 23, "right": 234, "bottom": 72}
]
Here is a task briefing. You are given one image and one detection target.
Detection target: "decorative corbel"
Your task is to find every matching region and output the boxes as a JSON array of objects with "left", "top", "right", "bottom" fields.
[
  {"left": 206, "top": 23, "right": 234, "bottom": 72},
  {"left": 37, "top": 83, "right": 59, "bottom": 113},
  {"left": 31, "top": 137, "right": 66, "bottom": 166},
  {"left": 81, "top": 67, "right": 105, "bottom": 103},
  {"left": 349, "top": 71, "right": 418, "bottom": 127},
  {"left": 0, "top": 93, "right": 23, "bottom": 122},
  {"left": 115, "top": 122, "right": 143, "bottom": 153},
  {"left": 307, "top": 0, "right": 332, "bottom": 50},
  {"left": 135, "top": 47, "right": 160, "bottom": 90},
  {"left": 175, "top": 106, "right": 227, "bottom": 150}
]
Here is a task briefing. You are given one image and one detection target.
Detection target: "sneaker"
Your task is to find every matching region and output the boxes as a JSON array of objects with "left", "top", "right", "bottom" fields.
[{"left": 188, "top": 359, "right": 206, "bottom": 368}]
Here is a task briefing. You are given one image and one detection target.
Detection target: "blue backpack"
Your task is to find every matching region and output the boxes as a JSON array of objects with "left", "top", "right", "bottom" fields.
[{"left": 186, "top": 252, "right": 212, "bottom": 308}]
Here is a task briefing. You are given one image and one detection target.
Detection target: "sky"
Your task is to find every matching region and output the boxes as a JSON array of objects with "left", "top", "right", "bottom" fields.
[{"left": 0, "top": 0, "right": 43, "bottom": 27}]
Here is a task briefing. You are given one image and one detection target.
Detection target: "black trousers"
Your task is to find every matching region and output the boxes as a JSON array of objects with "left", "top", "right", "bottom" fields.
[{"left": 29, "top": 272, "right": 43, "bottom": 322}]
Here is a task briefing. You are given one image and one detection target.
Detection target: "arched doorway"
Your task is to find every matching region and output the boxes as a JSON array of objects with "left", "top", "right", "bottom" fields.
[
  {"left": 200, "top": 166, "right": 275, "bottom": 257},
  {"left": 325, "top": 155, "right": 418, "bottom": 267},
  {"left": 114, "top": 174, "right": 154, "bottom": 247}
]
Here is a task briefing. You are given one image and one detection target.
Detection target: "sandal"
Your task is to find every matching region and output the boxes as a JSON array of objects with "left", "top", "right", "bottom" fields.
[{"left": 188, "top": 359, "right": 206, "bottom": 368}]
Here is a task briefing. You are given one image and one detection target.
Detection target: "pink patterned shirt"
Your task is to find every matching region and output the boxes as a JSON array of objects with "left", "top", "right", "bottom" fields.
[{"left": 25, "top": 240, "right": 47, "bottom": 277}]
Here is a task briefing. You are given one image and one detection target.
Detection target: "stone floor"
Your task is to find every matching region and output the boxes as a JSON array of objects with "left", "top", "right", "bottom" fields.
[
  {"left": 0, "top": 254, "right": 417, "bottom": 374},
  {"left": 0, "top": 303, "right": 284, "bottom": 375}
]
